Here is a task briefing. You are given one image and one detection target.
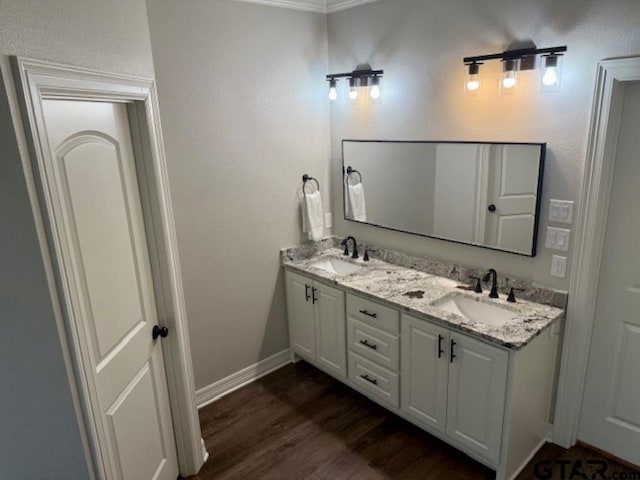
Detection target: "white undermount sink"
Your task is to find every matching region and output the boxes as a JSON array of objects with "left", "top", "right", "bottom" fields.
[
  {"left": 432, "top": 294, "right": 515, "bottom": 327},
  {"left": 310, "top": 257, "right": 363, "bottom": 276}
]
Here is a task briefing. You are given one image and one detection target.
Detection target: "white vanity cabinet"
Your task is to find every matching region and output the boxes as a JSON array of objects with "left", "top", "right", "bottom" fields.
[
  {"left": 401, "top": 315, "right": 507, "bottom": 463},
  {"left": 284, "top": 271, "right": 559, "bottom": 480},
  {"left": 285, "top": 271, "right": 346, "bottom": 378}
]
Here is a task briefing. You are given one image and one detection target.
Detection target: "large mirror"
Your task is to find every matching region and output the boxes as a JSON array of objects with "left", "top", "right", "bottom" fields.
[{"left": 343, "top": 140, "right": 545, "bottom": 256}]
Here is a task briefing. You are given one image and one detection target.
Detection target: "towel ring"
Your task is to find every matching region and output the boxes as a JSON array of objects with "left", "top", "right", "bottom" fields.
[
  {"left": 346, "top": 166, "right": 362, "bottom": 184},
  {"left": 302, "top": 174, "right": 320, "bottom": 195}
]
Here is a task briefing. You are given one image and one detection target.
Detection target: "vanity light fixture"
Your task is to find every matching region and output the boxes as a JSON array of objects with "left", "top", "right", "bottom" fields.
[
  {"left": 326, "top": 66, "right": 384, "bottom": 102},
  {"left": 463, "top": 44, "right": 567, "bottom": 94}
]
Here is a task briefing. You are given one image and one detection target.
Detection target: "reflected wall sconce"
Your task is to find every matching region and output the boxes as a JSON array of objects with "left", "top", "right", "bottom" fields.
[
  {"left": 463, "top": 44, "right": 567, "bottom": 94},
  {"left": 326, "top": 65, "right": 384, "bottom": 101}
]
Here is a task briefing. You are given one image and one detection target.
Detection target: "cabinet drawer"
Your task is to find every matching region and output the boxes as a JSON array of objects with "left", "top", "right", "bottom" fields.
[
  {"left": 347, "top": 317, "right": 399, "bottom": 371},
  {"left": 349, "top": 352, "right": 399, "bottom": 408},
  {"left": 347, "top": 294, "right": 399, "bottom": 334}
]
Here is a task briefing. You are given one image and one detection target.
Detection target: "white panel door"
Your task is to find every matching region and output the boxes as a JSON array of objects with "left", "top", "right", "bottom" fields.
[
  {"left": 485, "top": 144, "right": 540, "bottom": 253},
  {"left": 285, "top": 271, "right": 315, "bottom": 358},
  {"left": 401, "top": 315, "right": 449, "bottom": 434},
  {"left": 579, "top": 82, "right": 640, "bottom": 466},
  {"left": 446, "top": 332, "right": 508, "bottom": 464},
  {"left": 314, "top": 282, "right": 346, "bottom": 378},
  {"left": 41, "top": 100, "right": 179, "bottom": 480}
]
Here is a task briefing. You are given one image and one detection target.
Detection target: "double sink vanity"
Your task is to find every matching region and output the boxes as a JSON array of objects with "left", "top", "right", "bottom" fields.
[{"left": 281, "top": 237, "right": 566, "bottom": 480}]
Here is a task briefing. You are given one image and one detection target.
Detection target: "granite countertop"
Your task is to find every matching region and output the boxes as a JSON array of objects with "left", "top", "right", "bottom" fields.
[{"left": 282, "top": 247, "right": 564, "bottom": 350}]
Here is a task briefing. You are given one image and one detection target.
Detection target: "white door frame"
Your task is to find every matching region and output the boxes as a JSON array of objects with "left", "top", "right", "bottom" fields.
[
  {"left": 553, "top": 56, "right": 640, "bottom": 448},
  {"left": 10, "top": 57, "right": 207, "bottom": 479}
]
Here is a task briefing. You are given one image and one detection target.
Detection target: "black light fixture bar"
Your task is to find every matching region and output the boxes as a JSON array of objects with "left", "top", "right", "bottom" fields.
[
  {"left": 463, "top": 46, "right": 567, "bottom": 65},
  {"left": 326, "top": 69, "right": 384, "bottom": 81}
]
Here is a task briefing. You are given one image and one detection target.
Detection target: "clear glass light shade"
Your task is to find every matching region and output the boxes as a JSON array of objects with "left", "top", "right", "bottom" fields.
[
  {"left": 369, "top": 76, "right": 381, "bottom": 100},
  {"left": 328, "top": 79, "right": 338, "bottom": 101},
  {"left": 499, "top": 59, "right": 518, "bottom": 95},
  {"left": 464, "top": 63, "right": 481, "bottom": 96},
  {"left": 539, "top": 55, "right": 562, "bottom": 93},
  {"left": 348, "top": 78, "right": 359, "bottom": 100}
]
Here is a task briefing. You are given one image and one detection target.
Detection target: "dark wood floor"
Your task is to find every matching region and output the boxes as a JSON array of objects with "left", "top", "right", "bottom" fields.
[{"left": 186, "top": 361, "right": 639, "bottom": 480}]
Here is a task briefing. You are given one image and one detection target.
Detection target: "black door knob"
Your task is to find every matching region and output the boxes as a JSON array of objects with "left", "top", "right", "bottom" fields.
[
  {"left": 152, "top": 325, "right": 169, "bottom": 340},
  {"left": 488, "top": 204, "right": 497, "bottom": 212}
]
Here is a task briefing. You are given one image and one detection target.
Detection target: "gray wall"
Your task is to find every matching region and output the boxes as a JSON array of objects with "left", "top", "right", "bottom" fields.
[
  {"left": 0, "top": 0, "right": 154, "bottom": 477},
  {"left": 327, "top": 0, "right": 640, "bottom": 290},
  {"left": 146, "top": 0, "right": 330, "bottom": 389}
]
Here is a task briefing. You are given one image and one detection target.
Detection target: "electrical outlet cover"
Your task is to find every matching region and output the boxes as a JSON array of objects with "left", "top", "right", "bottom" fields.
[{"left": 551, "top": 255, "right": 567, "bottom": 278}]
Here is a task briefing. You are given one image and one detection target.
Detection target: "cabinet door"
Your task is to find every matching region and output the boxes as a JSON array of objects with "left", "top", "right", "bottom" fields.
[
  {"left": 285, "top": 271, "right": 315, "bottom": 358},
  {"left": 401, "top": 314, "right": 449, "bottom": 434},
  {"left": 446, "top": 332, "right": 508, "bottom": 464},
  {"left": 314, "top": 282, "right": 346, "bottom": 378}
]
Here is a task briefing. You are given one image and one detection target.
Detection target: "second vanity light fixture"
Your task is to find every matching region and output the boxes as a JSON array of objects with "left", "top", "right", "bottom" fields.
[
  {"left": 326, "top": 66, "right": 384, "bottom": 102},
  {"left": 463, "top": 44, "right": 567, "bottom": 94}
]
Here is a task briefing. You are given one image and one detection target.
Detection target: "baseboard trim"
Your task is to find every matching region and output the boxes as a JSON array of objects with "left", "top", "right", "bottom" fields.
[{"left": 196, "top": 349, "right": 291, "bottom": 409}]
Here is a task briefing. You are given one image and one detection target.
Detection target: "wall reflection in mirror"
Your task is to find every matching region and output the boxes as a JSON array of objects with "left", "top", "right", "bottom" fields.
[{"left": 343, "top": 140, "right": 545, "bottom": 256}]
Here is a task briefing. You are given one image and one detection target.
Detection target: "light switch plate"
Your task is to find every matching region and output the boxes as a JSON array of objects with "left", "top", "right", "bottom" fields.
[
  {"left": 549, "top": 199, "right": 574, "bottom": 224},
  {"left": 546, "top": 227, "right": 571, "bottom": 251},
  {"left": 324, "top": 212, "right": 333, "bottom": 229},
  {"left": 551, "top": 255, "right": 567, "bottom": 278}
]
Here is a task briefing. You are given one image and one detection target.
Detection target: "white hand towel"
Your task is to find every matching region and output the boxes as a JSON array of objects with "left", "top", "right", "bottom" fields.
[
  {"left": 347, "top": 183, "right": 367, "bottom": 222},
  {"left": 302, "top": 191, "right": 324, "bottom": 241}
]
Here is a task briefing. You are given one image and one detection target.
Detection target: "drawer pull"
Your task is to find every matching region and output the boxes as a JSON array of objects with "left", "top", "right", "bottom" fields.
[
  {"left": 438, "top": 334, "right": 444, "bottom": 359},
  {"left": 359, "top": 309, "right": 378, "bottom": 319},
  {"left": 305, "top": 284, "right": 311, "bottom": 302},
  {"left": 312, "top": 287, "right": 318, "bottom": 304},
  {"left": 361, "top": 374, "right": 378, "bottom": 385},
  {"left": 359, "top": 339, "right": 378, "bottom": 350}
]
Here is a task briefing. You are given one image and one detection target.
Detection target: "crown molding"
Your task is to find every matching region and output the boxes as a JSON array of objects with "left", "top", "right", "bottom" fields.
[
  {"left": 230, "top": 0, "right": 327, "bottom": 13},
  {"left": 326, "top": 0, "right": 380, "bottom": 13},
  {"left": 228, "top": 0, "right": 381, "bottom": 13}
]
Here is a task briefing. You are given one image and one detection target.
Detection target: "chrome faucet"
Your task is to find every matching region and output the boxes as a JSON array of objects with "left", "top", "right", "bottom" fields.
[
  {"left": 341, "top": 236, "right": 359, "bottom": 259},
  {"left": 483, "top": 268, "right": 499, "bottom": 298}
]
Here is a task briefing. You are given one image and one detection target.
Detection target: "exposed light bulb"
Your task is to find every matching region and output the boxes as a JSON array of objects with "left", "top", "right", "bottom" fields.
[
  {"left": 542, "top": 67, "right": 558, "bottom": 86},
  {"left": 369, "top": 76, "right": 381, "bottom": 100},
  {"left": 502, "top": 71, "right": 517, "bottom": 89},
  {"left": 466, "top": 75, "right": 480, "bottom": 91}
]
